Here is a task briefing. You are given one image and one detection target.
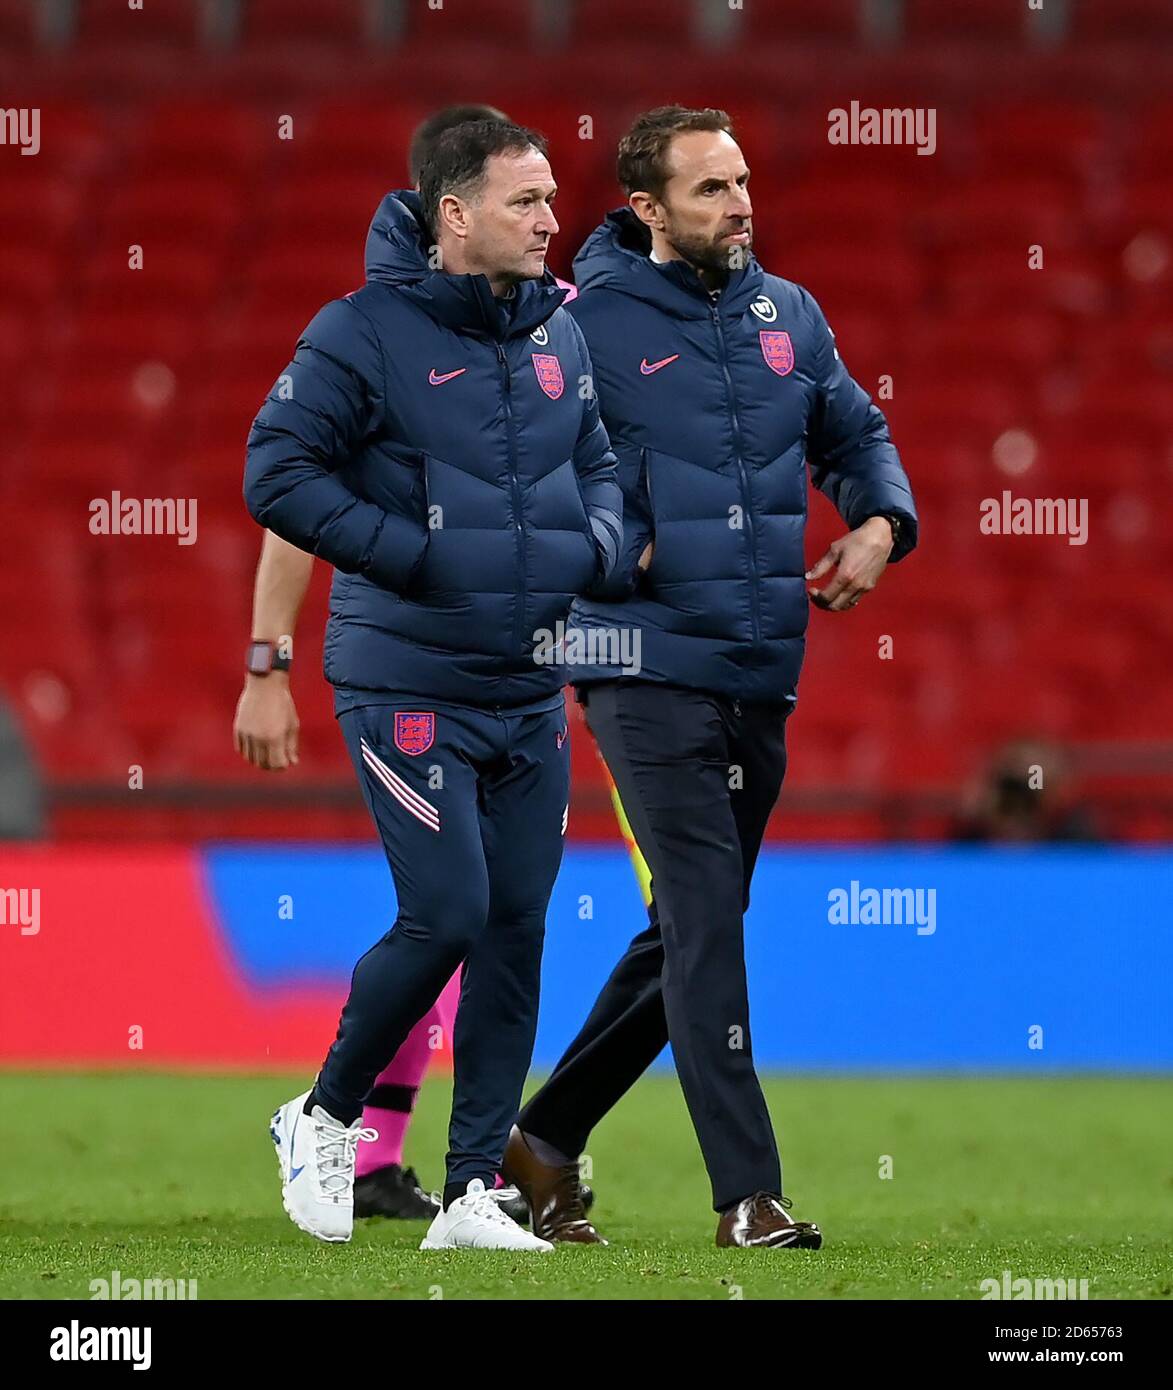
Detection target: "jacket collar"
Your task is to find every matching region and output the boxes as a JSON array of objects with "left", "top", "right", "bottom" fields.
[
  {"left": 571, "top": 207, "right": 765, "bottom": 319},
  {"left": 364, "top": 189, "right": 568, "bottom": 341}
]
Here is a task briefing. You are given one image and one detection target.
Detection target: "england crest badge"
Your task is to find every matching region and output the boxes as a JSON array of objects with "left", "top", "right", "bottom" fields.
[
  {"left": 759, "top": 330, "right": 795, "bottom": 377},
  {"left": 393, "top": 711, "right": 435, "bottom": 756},
  {"left": 532, "top": 353, "right": 564, "bottom": 399}
]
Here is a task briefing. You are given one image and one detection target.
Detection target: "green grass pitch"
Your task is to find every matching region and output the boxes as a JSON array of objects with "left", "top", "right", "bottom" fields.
[{"left": 1, "top": 1071, "right": 1169, "bottom": 1300}]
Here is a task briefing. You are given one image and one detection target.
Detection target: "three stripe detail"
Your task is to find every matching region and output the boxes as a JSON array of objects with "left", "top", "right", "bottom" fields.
[{"left": 360, "top": 738, "right": 440, "bottom": 832}]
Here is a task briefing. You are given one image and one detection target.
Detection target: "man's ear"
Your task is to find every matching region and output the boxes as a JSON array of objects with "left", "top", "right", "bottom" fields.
[
  {"left": 628, "top": 191, "right": 662, "bottom": 233},
  {"left": 437, "top": 193, "right": 469, "bottom": 239}
]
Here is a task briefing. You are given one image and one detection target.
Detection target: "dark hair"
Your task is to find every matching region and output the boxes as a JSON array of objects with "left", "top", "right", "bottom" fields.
[
  {"left": 616, "top": 105, "right": 736, "bottom": 198},
  {"left": 418, "top": 119, "right": 548, "bottom": 237},
  {"left": 407, "top": 103, "right": 510, "bottom": 185}
]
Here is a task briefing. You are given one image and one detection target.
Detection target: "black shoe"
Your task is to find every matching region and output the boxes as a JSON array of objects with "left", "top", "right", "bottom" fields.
[
  {"left": 494, "top": 1186, "right": 531, "bottom": 1224},
  {"left": 353, "top": 1164, "right": 441, "bottom": 1221}
]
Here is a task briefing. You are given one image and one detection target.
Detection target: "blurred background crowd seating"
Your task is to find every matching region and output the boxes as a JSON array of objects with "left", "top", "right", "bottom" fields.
[{"left": 1, "top": 0, "right": 1170, "bottom": 840}]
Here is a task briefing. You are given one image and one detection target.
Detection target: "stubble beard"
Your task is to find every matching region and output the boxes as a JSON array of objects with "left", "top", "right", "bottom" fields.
[{"left": 664, "top": 222, "right": 753, "bottom": 278}]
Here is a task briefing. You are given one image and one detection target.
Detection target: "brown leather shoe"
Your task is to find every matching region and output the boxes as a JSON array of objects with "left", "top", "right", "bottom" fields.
[
  {"left": 716, "top": 1192, "right": 823, "bottom": 1249},
  {"left": 501, "top": 1125, "right": 607, "bottom": 1244}
]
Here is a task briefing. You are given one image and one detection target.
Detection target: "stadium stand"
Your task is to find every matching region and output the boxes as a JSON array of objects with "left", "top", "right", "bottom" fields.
[{"left": 1, "top": 0, "right": 1170, "bottom": 840}]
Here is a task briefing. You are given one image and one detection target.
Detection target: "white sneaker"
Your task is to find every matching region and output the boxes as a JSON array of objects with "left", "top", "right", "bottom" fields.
[
  {"left": 269, "top": 1090, "right": 377, "bottom": 1243},
  {"left": 419, "top": 1179, "right": 555, "bottom": 1251}
]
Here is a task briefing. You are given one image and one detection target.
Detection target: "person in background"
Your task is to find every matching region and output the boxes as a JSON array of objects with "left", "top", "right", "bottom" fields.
[
  {"left": 0, "top": 696, "right": 44, "bottom": 840},
  {"left": 952, "top": 739, "right": 1101, "bottom": 843}
]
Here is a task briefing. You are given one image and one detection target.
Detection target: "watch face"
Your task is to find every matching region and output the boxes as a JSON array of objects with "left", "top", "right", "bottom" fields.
[{"left": 247, "top": 642, "right": 272, "bottom": 675}]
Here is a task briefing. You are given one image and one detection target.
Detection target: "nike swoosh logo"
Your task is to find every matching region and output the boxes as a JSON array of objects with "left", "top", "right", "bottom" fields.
[
  {"left": 428, "top": 367, "right": 466, "bottom": 386},
  {"left": 640, "top": 354, "right": 679, "bottom": 375},
  {"left": 287, "top": 1107, "right": 301, "bottom": 1180}
]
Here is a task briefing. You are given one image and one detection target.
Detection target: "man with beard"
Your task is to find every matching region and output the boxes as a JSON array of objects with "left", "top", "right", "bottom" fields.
[{"left": 503, "top": 106, "right": 919, "bottom": 1249}]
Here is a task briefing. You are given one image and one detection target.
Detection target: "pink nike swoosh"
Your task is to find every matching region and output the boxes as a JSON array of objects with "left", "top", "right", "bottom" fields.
[
  {"left": 640, "top": 354, "right": 680, "bottom": 375},
  {"left": 428, "top": 367, "right": 467, "bottom": 386}
]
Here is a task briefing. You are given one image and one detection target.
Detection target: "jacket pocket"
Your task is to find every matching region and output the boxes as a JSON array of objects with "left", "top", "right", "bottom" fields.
[
  {"left": 410, "top": 453, "right": 514, "bottom": 608},
  {"left": 641, "top": 449, "right": 752, "bottom": 641},
  {"left": 643, "top": 448, "right": 744, "bottom": 587},
  {"left": 526, "top": 457, "right": 599, "bottom": 600}
]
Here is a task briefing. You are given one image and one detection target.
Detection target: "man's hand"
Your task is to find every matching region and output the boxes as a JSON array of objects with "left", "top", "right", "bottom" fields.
[
  {"left": 806, "top": 516, "right": 894, "bottom": 612},
  {"left": 637, "top": 540, "right": 655, "bottom": 572},
  {"left": 234, "top": 675, "right": 300, "bottom": 770}
]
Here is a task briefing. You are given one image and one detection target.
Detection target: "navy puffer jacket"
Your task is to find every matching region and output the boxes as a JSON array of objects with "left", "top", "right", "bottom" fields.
[
  {"left": 244, "top": 191, "right": 622, "bottom": 707},
  {"left": 566, "top": 210, "right": 918, "bottom": 707}
]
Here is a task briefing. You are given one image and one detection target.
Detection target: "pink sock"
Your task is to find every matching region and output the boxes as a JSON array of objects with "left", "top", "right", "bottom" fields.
[{"left": 357, "top": 971, "right": 461, "bottom": 1177}]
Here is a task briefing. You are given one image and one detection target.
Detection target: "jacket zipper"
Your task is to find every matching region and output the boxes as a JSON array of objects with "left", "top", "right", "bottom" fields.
[
  {"left": 710, "top": 302, "right": 762, "bottom": 646},
  {"left": 496, "top": 342, "right": 527, "bottom": 653}
]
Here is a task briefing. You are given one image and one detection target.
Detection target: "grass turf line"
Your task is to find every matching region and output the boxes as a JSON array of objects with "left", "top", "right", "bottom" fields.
[{"left": 1, "top": 1072, "right": 1169, "bottom": 1300}]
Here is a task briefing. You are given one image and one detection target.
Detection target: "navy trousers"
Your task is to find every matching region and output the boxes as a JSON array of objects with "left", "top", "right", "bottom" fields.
[
  {"left": 518, "top": 681, "right": 790, "bottom": 1211},
  {"left": 316, "top": 697, "right": 570, "bottom": 1192}
]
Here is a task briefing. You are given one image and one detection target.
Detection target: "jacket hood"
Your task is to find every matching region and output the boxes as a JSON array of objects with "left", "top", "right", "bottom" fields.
[
  {"left": 364, "top": 189, "right": 569, "bottom": 340},
  {"left": 572, "top": 207, "right": 765, "bottom": 319}
]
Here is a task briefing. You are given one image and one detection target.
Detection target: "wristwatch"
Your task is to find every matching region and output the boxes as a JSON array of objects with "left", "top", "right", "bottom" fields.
[{"left": 246, "top": 639, "right": 292, "bottom": 676}]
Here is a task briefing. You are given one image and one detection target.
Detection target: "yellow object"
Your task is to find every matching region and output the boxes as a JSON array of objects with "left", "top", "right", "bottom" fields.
[{"left": 609, "top": 780, "right": 653, "bottom": 908}]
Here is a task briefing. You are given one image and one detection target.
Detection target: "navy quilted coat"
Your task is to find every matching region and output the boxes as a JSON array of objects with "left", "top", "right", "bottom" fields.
[
  {"left": 566, "top": 209, "right": 918, "bottom": 707},
  {"left": 244, "top": 190, "right": 622, "bottom": 707}
]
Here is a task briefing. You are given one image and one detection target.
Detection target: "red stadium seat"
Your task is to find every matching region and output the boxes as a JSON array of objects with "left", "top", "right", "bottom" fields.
[
  {"left": 240, "top": 0, "right": 371, "bottom": 45},
  {"left": 12, "top": 439, "right": 144, "bottom": 506},
  {"left": 568, "top": 0, "right": 692, "bottom": 43},
  {"left": 131, "top": 102, "right": 272, "bottom": 176},
  {"left": 903, "top": 0, "right": 1030, "bottom": 40},
  {"left": 0, "top": 0, "right": 42, "bottom": 49},
  {"left": 921, "top": 177, "right": 1080, "bottom": 254},
  {"left": 400, "top": 0, "right": 537, "bottom": 44},
  {"left": 0, "top": 244, "right": 60, "bottom": 308},
  {"left": 776, "top": 244, "right": 925, "bottom": 315},
  {"left": 2, "top": 45, "right": 1169, "bottom": 840},
  {"left": 0, "top": 171, "right": 83, "bottom": 245},
  {"left": 1072, "top": 0, "right": 1173, "bottom": 41},
  {"left": 99, "top": 174, "right": 247, "bottom": 242},
  {"left": 263, "top": 170, "right": 393, "bottom": 239},
  {"left": 906, "top": 311, "right": 1066, "bottom": 376},
  {"left": 1118, "top": 178, "right": 1173, "bottom": 241},
  {"left": 783, "top": 175, "right": 910, "bottom": 241},
  {"left": 73, "top": 0, "right": 206, "bottom": 47},
  {"left": 727, "top": 0, "right": 862, "bottom": 41},
  {"left": 939, "top": 246, "right": 1112, "bottom": 314},
  {"left": 974, "top": 101, "right": 1110, "bottom": 179},
  {"left": 59, "top": 304, "right": 196, "bottom": 368},
  {"left": 74, "top": 244, "right": 227, "bottom": 307},
  {"left": 285, "top": 102, "right": 430, "bottom": 181}
]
